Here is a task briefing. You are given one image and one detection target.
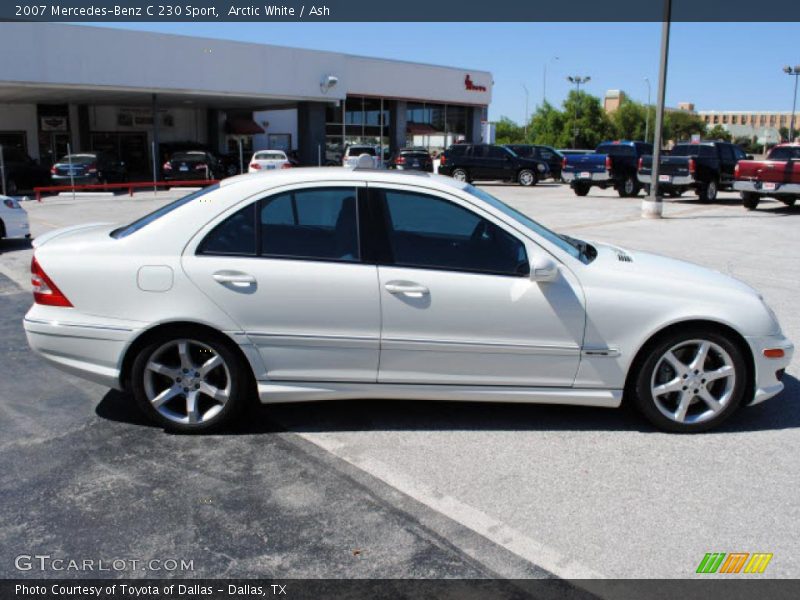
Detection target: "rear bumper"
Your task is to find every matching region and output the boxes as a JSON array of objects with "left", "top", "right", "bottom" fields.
[
  {"left": 1, "top": 209, "right": 30, "bottom": 238},
  {"left": 51, "top": 175, "right": 98, "bottom": 185},
  {"left": 23, "top": 308, "right": 140, "bottom": 390},
  {"left": 562, "top": 171, "right": 611, "bottom": 183},
  {"left": 638, "top": 173, "right": 695, "bottom": 186},
  {"left": 733, "top": 181, "right": 800, "bottom": 196},
  {"left": 745, "top": 333, "right": 794, "bottom": 406}
]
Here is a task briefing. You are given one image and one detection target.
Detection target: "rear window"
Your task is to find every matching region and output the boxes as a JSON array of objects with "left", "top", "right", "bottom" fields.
[
  {"left": 346, "top": 146, "right": 376, "bottom": 156},
  {"left": 57, "top": 154, "right": 95, "bottom": 165},
  {"left": 670, "top": 145, "right": 716, "bottom": 158},
  {"left": 596, "top": 144, "right": 635, "bottom": 157},
  {"left": 254, "top": 152, "right": 287, "bottom": 160},
  {"left": 768, "top": 146, "right": 800, "bottom": 160},
  {"left": 171, "top": 152, "right": 207, "bottom": 161},
  {"left": 111, "top": 184, "right": 220, "bottom": 239}
]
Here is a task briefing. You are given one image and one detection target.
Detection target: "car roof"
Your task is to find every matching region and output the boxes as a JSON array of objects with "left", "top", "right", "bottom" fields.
[{"left": 219, "top": 167, "right": 468, "bottom": 194}]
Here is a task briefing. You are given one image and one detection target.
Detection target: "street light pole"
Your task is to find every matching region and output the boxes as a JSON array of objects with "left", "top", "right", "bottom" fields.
[
  {"left": 784, "top": 65, "right": 800, "bottom": 142},
  {"left": 642, "top": 0, "right": 671, "bottom": 219},
  {"left": 522, "top": 84, "right": 529, "bottom": 139},
  {"left": 644, "top": 77, "right": 652, "bottom": 145},
  {"left": 543, "top": 56, "right": 559, "bottom": 104},
  {"left": 567, "top": 75, "right": 591, "bottom": 149}
]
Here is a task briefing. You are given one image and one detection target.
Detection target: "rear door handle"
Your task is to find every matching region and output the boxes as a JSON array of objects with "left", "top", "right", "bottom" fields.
[
  {"left": 213, "top": 271, "right": 256, "bottom": 287},
  {"left": 384, "top": 281, "right": 429, "bottom": 297}
]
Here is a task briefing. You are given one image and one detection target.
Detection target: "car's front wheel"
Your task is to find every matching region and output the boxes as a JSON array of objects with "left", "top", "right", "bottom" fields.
[
  {"left": 742, "top": 192, "right": 760, "bottom": 210},
  {"left": 618, "top": 175, "right": 639, "bottom": 197},
  {"left": 131, "top": 328, "right": 250, "bottom": 433},
  {"left": 632, "top": 328, "right": 748, "bottom": 433},
  {"left": 700, "top": 180, "right": 718, "bottom": 203},
  {"left": 518, "top": 169, "right": 537, "bottom": 187},
  {"left": 573, "top": 182, "right": 591, "bottom": 196}
]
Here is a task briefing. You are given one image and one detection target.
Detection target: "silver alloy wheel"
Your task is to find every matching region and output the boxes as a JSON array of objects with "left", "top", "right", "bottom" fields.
[
  {"left": 650, "top": 339, "right": 736, "bottom": 424},
  {"left": 452, "top": 169, "right": 467, "bottom": 182},
  {"left": 706, "top": 181, "right": 717, "bottom": 200},
  {"left": 624, "top": 177, "right": 635, "bottom": 195},
  {"left": 519, "top": 170, "right": 534, "bottom": 186},
  {"left": 143, "top": 338, "right": 231, "bottom": 425}
]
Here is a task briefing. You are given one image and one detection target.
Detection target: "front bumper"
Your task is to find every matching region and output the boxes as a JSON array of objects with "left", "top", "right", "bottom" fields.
[
  {"left": 745, "top": 333, "right": 794, "bottom": 406},
  {"left": 638, "top": 173, "right": 695, "bottom": 186},
  {"left": 562, "top": 171, "right": 611, "bottom": 183},
  {"left": 733, "top": 180, "right": 800, "bottom": 196}
]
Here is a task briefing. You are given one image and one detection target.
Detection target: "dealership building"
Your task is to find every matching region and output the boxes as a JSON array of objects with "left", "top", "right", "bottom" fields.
[{"left": 0, "top": 23, "right": 491, "bottom": 176}]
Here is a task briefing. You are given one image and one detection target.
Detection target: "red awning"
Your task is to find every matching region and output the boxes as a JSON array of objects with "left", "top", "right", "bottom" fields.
[
  {"left": 406, "top": 122, "right": 441, "bottom": 135},
  {"left": 225, "top": 118, "right": 265, "bottom": 135}
]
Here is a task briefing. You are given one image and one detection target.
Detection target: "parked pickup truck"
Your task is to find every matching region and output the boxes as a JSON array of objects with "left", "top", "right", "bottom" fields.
[
  {"left": 734, "top": 144, "right": 800, "bottom": 210},
  {"left": 561, "top": 141, "right": 652, "bottom": 197},
  {"left": 638, "top": 141, "right": 748, "bottom": 202}
]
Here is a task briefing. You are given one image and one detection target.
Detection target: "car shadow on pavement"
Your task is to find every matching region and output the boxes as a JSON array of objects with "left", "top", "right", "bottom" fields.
[
  {"left": 0, "top": 238, "right": 32, "bottom": 254},
  {"left": 96, "top": 374, "right": 800, "bottom": 435}
]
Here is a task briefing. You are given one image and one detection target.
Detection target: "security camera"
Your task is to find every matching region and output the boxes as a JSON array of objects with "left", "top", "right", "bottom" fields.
[{"left": 320, "top": 75, "right": 339, "bottom": 92}]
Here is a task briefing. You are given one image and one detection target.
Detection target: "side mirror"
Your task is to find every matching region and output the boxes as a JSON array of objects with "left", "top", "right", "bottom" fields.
[{"left": 529, "top": 255, "right": 559, "bottom": 283}]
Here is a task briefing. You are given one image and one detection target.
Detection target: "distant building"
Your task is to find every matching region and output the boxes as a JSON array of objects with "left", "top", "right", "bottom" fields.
[
  {"left": 698, "top": 110, "right": 799, "bottom": 143},
  {"left": 603, "top": 90, "right": 696, "bottom": 114}
]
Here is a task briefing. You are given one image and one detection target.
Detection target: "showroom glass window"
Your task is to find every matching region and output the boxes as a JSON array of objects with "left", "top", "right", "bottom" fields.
[
  {"left": 198, "top": 188, "right": 359, "bottom": 262},
  {"left": 375, "top": 189, "right": 528, "bottom": 277}
]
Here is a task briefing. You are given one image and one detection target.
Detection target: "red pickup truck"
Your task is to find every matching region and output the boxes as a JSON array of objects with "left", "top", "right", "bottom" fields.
[{"left": 734, "top": 144, "right": 800, "bottom": 210}]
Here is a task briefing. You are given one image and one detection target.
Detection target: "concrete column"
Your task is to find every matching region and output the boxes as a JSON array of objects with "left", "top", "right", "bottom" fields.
[
  {"left": 297, "top": 101, "right": 327, "bottom": 166},
  {"left": 207, "top": 108, "right": 221, "bottom": 154},
  {"left": 466, "top": 106, "right": 483, "bottom": 144},
  {"left": 77, "top": 105, "right": 90, "bottom": 152},
  {"left": 389, "top": 100, "right": 407, "bottom": 152}
]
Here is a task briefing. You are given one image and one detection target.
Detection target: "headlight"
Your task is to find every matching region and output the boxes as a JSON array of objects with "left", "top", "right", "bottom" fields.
[{"left": 3, "top": 198, "right": 20, "bottom": 209}]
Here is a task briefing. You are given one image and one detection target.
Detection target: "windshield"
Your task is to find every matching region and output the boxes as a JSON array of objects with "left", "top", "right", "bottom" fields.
[
  {"left": 768, "top": 146, "right": 800, "bottom": 160},
  {"left": 171, "top": 152, "right": 206, "bottom": 161},
  {"left": 111, "top": 184, "right": 220, "bottom": 239},
  {"left": 463, "top": 184, "right": 593, "bottom": 262},
  {"left": 347, "top": 147, "right": 376, "bottom": 156}
]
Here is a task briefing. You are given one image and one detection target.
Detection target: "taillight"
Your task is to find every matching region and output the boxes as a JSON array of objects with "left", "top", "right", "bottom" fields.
[
  {"left": 561, "top": 157, "right": 567, "bottom": 169},
  {"left": 440, "top": 154, "right": 446, "bottom": 166},
  {"left": 688, "top": 158, "right": 696, "bottom": 174},
  {"left": 250, "top": 162, "right": 261, "bottom": 170},
  {"left": 734, "top": 163, "right": 740, "bottom": 178},
  {"left": 605, "top": 156, "right": 612, "bottom": 171},
  {"left": 280, "top": 162, "right": 292, "bottom": 169},
  {"left": 50, "top": 164, "right": 57, "bottom": 174},
  {"left": 395, "top": 156, "right": 406, "bottom": 164},
  {"left": 638, "top": 157, "right": 643, "bottom": 170},
  {"left": 31, "top": 256, "right": 72, "bottom": 307},
  {"left": 195, "top": 163, "right": 208, "bottom": 170},
  {"left": 162, "top": 161, "right": 172, "bottom": 170}
]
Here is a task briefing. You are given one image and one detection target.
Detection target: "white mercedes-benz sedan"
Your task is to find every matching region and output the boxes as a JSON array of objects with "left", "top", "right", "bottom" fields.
[{"left": 23, "top": 169, "right": 793, "bottom": 433}]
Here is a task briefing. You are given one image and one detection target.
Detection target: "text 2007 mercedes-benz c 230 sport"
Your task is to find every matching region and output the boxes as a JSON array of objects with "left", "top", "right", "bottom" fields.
[{"left": 23, "top": 169, "right": 793, "bottom": 433}]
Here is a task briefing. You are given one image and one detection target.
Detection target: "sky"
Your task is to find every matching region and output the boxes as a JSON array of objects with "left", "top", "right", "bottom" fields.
[{"left": 92, "top": 22, "right": 799, "bottom": 123}]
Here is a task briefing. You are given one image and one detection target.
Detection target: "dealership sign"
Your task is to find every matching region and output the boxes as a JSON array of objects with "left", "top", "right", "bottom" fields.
[{"left": 464, "top": 74, "right": 487, "bottom": 92}]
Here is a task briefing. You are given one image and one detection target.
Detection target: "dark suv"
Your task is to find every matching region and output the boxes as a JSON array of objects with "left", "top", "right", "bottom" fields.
[
  {"left": 504, "top": 144, "right": 564, "bottom": 180},
  {"left": 438, "top": 144, "right": 549, "bottom": 186}
]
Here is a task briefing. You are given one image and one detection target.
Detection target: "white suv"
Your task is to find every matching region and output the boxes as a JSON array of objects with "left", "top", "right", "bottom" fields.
[{"left": 342, "top": 145, "right": 379, "bottom": 168}]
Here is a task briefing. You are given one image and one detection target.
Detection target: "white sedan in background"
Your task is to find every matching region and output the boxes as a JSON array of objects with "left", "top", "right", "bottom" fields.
[
  {"left": 248, "top": 150, "right": 292, "bottom": 173},
  {"left": 23, "top": 169, "right": 792, "bottom": 433},
  {"left": 0, "top": 195, "right": 30, "bottom": 240}
]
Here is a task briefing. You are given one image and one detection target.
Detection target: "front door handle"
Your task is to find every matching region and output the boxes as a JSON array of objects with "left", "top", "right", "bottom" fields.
[
  {"left": 385, "top": 281, "right": 429, "bottom": 298},
  {"left": 213, "top": 271, "right": 256, "bottom": 287}
]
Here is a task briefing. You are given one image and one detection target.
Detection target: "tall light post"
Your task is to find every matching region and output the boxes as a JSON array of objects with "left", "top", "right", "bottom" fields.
[
  {"left": 783, "top": 65, "right": 800, "bottom": 142},
  {"left": 543, "top": 56, "right": 559, "bottom": 104},
  {"left": 567, "top": 75, "right": 591, "bottom": 148},
  {"left": 644, "top": 77, "right": 652, "bottom": 144},
  {"left": 642, "top": 0, "right": 671, "bottom": 219},
  {"left": 522, "top": 84, "right": 529, "bottom": 139}
]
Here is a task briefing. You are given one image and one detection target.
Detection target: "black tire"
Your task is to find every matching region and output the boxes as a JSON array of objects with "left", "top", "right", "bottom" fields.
[
  {"left": 451, "top": 168, "right": 469, "bottom": 183},
  {"left": 742, "top": 192, "right": 760, "bottom": 210},
  {"left": 699, "top": 179, "right": 718, "bottom": 203},
  {"left": 668, "top": 189, "right": 683, "bottom": 198},
  {"left": 518, "top": 169, "right": 537, "bottom": 187},
  {"left": 131, "top": 327, "right": 251, "bottom": 433},
  {"left": 573, "top": 182, "right": 591, "bottom": 197},
  {"left": 617, "top": 175, "right": 640, "bottom": 197},
  {"left": 631, "top": 327, "right": 748, "bottom": 433}
]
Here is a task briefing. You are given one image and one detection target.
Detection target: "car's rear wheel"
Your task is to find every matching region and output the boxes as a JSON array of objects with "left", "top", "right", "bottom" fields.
[
  {"left": 742, "top": 192, "right": 760, "bottom": 210},
  {"left": 618, "top": 175, "right": 639, "bottom": 197},
  {"left": 451, "top": 168, "right": 468, "bottom": 182},
  {"left": 700, "top": 180, "right": 718, "bottom": 203},
  {"left": 518, "top": 169, "right": 537, "bottom": 187},
  {"left": 632, "top": 328, "right": 747, "bottom": 433},
  {"left": 573, "top": 182, "right": 590, "bottom": 196},
  {"left": 131, "top": 329, "right": 250, "bottom": 433}
]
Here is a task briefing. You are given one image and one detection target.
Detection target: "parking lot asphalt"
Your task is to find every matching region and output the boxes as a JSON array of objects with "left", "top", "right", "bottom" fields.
[{"left": 1, "top": 182, "right": 798, "bottom": 580}]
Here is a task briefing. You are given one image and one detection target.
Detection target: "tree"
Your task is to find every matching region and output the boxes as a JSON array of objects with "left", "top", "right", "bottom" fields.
[
  {"left": 779, "top": 126, "right": 790, "bottom": 142},
  {"left": 560, "top": 90, "right": 614, "bottom": 149},
  {"left": 663, "top": 110, "right": 707, "bottom": 142},
  {"left": 706, "top": 124, "right": 732, "bottom": 141},
  {"left": 494, "top": 116, "right": 525, "bottom": 144},
  {"left": 610, "top": 97, "right": 647, "bottom": 141},
  {"left": 528, "top": 101, "right": 565, "bottom": 146}
]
